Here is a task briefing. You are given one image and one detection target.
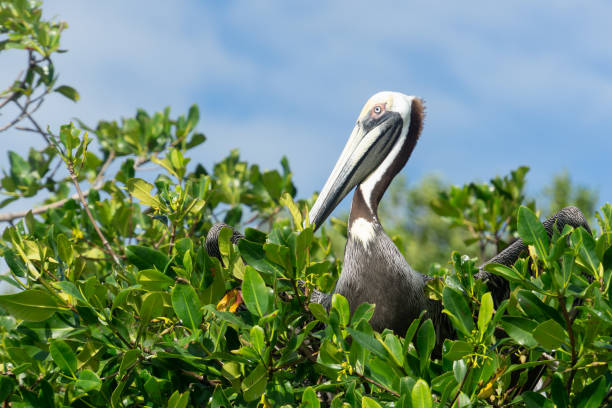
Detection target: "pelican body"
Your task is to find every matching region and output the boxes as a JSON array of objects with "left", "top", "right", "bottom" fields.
[{"left": 309, "top": 92, "right": 441, "bottom": 334}]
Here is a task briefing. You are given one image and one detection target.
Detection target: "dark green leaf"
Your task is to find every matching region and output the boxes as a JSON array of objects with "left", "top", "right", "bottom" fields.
[
  {"left": 500, "top": 316, "right": 537, "bottom": 347},
  {"left": 0, "top": 376, "right": 15, "bottom": 401},
  {"left": 137, "top": 268, "right": 174, "bottom": 291},
  {"left": 126, "top": 245, "right": 169, "bottom": 272},
  {"left": 551, "top": 373, "right": 568, "bottom": 408},
  {"left": 416, "top": 319, "right": 435, "bottom": 371},
  {"left": 49, "top": 340, "right": 77, "bottom": 375},
  {"left": 171, "top": 283, "right": 202, "bottom": 332},
  {"left": 442, "top": 287, "right": 473, "bottom": 336},
  {"left": 517, "top": 206, "right": 549, "bottom": 260}
]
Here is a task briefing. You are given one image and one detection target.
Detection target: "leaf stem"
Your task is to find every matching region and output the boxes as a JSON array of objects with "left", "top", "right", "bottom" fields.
[
  {"left": 354, "top": 370, "right": 401, "bottom": 398},
  {"left": 559, "top": 296, "right": 577, "bottom": 393},
  {"left": 450, "top": 361, "right": 473, "bottom": 407}
]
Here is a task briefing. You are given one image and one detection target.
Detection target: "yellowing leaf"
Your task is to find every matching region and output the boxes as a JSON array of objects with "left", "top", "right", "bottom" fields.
[{"left": 126, "top": 178, "right": 162, "bottom": 208}]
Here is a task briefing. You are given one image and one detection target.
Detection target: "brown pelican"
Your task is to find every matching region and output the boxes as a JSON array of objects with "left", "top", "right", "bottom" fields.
[
  {"left": 307, "top": 91, "right": 435, "bottom": 334},
  {"left": 306, "top": 91, "right": 591, "bottom": 336},
  {"left": 206, "top": 91, "right": 591, "bottom": 341}
]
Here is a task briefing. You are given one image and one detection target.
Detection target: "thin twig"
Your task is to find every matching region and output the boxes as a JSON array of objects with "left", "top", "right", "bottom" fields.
[
  {"left": 450, "top": 362, "right": 473, "bottom": 407},
  {"left": 354, "top": 371, "right": 401, "bottom": 398},
  {"left": 560, "top": 297, "right": 577, "bottom": 393},
  {"left": 168, "top": 223, "right": 177, "bottom": 255},
  {"left": 67, "top": 161, "right": 123, "bottom": 269},
  {"left": 13, "top": 99, "right": 52, "bottom": 145}
]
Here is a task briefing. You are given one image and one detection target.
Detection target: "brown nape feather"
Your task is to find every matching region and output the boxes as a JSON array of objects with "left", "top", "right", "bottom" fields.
[{"left": 367, "top": 97, "right": 426, "bottom": 214}]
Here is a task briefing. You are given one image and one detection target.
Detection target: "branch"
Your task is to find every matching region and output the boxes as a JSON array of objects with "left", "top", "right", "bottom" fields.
[
  {"left": 14, "top": 99, "right": 52, "bottom": 145},
  {"left": 560, "top": 297, "right": 577, "bottom": 393},
  {"left": 67, "top": 160, "right": 123, "bottom": 269},
  {"left": 0, "top": 151, "right": 115, "bottom": 223},
  {"left": 450, "top": 362, "right": 473, "bottom": 407}
]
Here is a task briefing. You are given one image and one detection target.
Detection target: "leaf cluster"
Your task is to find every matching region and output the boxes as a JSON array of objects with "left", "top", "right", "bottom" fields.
[{"left": 1, "top": 3, "right": 611, "bottom": 407}]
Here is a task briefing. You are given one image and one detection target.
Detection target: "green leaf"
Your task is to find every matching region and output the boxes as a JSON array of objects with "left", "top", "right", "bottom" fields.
[
  {"left": 0, "top": 290, "right": 62, "bottom": 322},
  {"left": 126, "top": 245, "right": 169, "bottom": 272},
  {"left": 442, "top": 287, "right": 473, "bottom": 336},
  {"left": 533, "top": 319, "right": 567, "bottom": 350},
  {"left": 362, "top": 396, "right": 383, "bottom": 408},
  {"left": 242, "top": 266, "right": 271, "bottom": 317},
  {"left": 140, "top": 292, "right": 163, "bottom": 326},
  {"left": 477, "top": 292, "right": 493, "bottom": 334},
  {"left": 54, "top": 85, "right": 80, "bottom": 101},
  {"left": 3, "top": 248, "right": 27, "bottom": 277},
  {"left": 8, "top": 151, "right": 30, "bottom": 177},
  {"left": 453, "top": 359, "right": 467, "bottom": 384},
  {"left": 416, "top": 319, "right": 435, "bottom": 371},
  {"left": 168, "top": 390, "right": 190, "bottom": 408},
  {"left": 200, "top": 255, "right": 225, "bottom": 305},
  {"left": 346, "top": 327, "right": 388, "bottom": 360},
  {"left": 56, "top": 233, "right": 74, "bottom": 265},
  {"left": 351, "top": 302, "right": 375, "bottom": 326},
  {"left": 111, "top": 379, "right": 127, "bottom": 408},
  {"left": 501, "top": 316, "right": 537, "bottom": 347},
  {"left": 572, "top": 376, "right": 608, "bottom": 408},
  {"left": 126, "top": 178, "right": 162, "bottom": 208},
  {"left": 171, "top": 282, "right": 202, "bottom": 332},
  {"left": 49, "top": 340, "right": 77, "bottom": 375},
  {"left": 0, "top": 376, "right": 15, "bottom": 401},
  {"left": 262, "top": 170, "right": 283, "bottom": 200},
  {"left": 76, "top": 369, "right": 101, "bottom": 392},
  {"left": 308, "top": 302, "right": 329, "bottom": 323},
  {"left": 119, "top": 349, "right": 141, "bottom": 378},
  {"left": 238, "top": 239, "right": 284, "bottom": 276},
  {"left": 302, "top": 386, "right": 321, "bottom": 408},
  {"left": 241, "top": 363, "right": 268, "bottom": 402},
  {"left": 571, "top": 227, "right": 600, "bottom": 278},
  {"left": 331, "top": 293, "right": 350, "bottom": 326},
  {"left": 517, "top": 206, "right": 549, "bottom": 261},
  {"left": 516, "top": 290, "right": 564, "bottom": 326},
  {"left": 411, "top": 379, "right": 432, "bottom": 408},
  {"left": 280, "top": 192, "right": 303, "bottom": 228},
  {"left": 137, "top": 268, "right": 174, "bottom": 291},
  {"left": 250, "top": 325, "right": 265, "bottom": 355},
  {"left": 484, "top": 262, "right": 527, "bottom": 283},
  {"left": 444, "top": 340, "right": 474, "bottom": 361},
  {"left": 551, "top": 373, "right": 568, "bottom": 408}
]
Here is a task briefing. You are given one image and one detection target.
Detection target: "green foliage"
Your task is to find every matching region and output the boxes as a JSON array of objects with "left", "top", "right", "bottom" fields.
[
  {"left": 1, "top": 3, "right": 611, "bottom": 407},
  {"left": 544, "top": 170, "right": 598, "bottom": 220}
]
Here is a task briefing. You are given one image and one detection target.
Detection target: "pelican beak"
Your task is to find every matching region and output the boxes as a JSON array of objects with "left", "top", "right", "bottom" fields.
[{"left": 309, "top": 113, "right": 404, "bottom": 231}]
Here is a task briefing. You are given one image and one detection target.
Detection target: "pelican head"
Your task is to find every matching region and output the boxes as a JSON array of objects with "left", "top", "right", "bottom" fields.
[{"left": 309, "top": 91, "right": 424, "bottom": 231}]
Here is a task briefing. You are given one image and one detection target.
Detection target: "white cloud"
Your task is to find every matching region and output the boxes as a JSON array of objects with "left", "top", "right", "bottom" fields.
[{"left": 1, "top": 0, "right": 610, "bottom": 214}]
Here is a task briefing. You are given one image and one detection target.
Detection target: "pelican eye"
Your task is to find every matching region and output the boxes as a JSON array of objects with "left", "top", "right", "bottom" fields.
[{"left": 373, "top": 105, "right": 383, "bottom": 114}]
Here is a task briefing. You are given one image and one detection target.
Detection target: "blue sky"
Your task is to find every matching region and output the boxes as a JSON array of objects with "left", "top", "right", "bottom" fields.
[{"left": 2, "top": 1, "right": 611, "bottom": 211}]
